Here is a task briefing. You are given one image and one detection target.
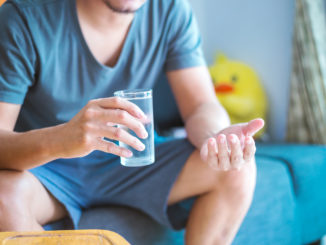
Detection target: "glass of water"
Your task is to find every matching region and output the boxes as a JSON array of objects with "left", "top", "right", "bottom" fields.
[{"left": 114, "top": 89, "right": 155, "bottom": 167}]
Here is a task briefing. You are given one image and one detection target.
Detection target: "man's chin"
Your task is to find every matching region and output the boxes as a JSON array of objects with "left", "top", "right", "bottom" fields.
[{"left": 102, "top": 0, "right": 144, "bottom": 14}]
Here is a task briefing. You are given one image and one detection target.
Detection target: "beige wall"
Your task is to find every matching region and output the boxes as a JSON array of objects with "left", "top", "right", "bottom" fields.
[{"left": 188, "top": 0, "right": 295, "bottom": 141}]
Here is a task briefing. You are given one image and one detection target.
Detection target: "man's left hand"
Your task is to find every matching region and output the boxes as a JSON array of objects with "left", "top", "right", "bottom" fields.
[{"left": 200, "top": 118, "right": 265, "bottom": 171}]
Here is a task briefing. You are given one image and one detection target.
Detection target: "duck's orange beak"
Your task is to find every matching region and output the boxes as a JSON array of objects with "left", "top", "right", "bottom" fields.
[{"left": 215, "top": 83, "right": 234, "bottom": 94}]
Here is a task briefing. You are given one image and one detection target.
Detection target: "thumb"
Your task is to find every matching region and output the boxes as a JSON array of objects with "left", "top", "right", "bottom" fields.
[{"left": 242, "top": 118, "right": 265, "bottom": 136}]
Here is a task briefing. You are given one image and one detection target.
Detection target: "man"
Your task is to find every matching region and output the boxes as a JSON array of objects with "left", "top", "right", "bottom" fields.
[{"left": 0, "top": 0, "right": 264, "bottom": 244}]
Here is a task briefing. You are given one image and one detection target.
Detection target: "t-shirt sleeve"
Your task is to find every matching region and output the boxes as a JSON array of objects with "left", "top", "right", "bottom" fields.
[
  {"left": 164, "top": 0, "right": 206, "bottom": 71},
  {"left": 0, "top": 3, "right": 36, "bottom": 104}
]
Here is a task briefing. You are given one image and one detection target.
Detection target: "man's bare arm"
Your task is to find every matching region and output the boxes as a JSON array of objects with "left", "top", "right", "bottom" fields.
[
  {"left": 0, "top": 102, "right": 67, "bottom": 170},
  {"left": 167, "top": 66, "right": 264, "bottom": 171},
  {"left": 0, "top": 99, "right": 149, "bottom": 171},
  {"left": 166, "top": 66, "right": 230, "bottom": 149}
]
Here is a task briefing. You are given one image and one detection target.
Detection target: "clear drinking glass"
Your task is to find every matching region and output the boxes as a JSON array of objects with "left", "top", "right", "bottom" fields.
[{"left": 114, "top": 89, "right": 155, "bottom": 167}]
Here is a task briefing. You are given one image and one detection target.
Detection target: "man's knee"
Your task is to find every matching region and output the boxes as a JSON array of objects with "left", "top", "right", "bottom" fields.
[
  {"left": 214, "top": 161, "right": 257, "bottom": 203},
  {"left": 0, "top": 170, "right": 33, "bottom": 231}
]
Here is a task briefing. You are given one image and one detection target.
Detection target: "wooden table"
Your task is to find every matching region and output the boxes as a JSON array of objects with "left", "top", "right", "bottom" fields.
[{"left": 0, "top": 230, "right": 130, "bottom": 245}]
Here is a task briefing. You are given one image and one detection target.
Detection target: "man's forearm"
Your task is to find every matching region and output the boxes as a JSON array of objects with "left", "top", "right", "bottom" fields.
[
  {"left": 185, "top": 101, "right": 230, "bottom": 149},
  {"left": 0, "top": 125, "right": 64, "bottom": 171}
]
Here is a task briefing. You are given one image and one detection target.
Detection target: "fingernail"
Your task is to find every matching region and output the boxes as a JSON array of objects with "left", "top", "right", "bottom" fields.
[
  {"left": 138, "top": 143, "right": 146, "bottom": 151},
  {"left": 246, "top": 137, "right": 253, "bottom": 144},
  {"left": 230, "top": 136, "right": 236, "bottom": 144},
  {"left": 141, "top": 112, "right": 148, "bottom": 121},
  {"left": 136, "top": 110, "right": 146, "bottom": 119},
  {"left": 219, "top": 136, "right": 225, "bottom": 143},
  {"left": 136, "top": 112, "right": 143, "bottom": 119},
  {"left": 124, "top": 150, "right": 133, "bottom": 158},
  {"left": 142, "top": 131, "right": 148, "bottom": 139}
]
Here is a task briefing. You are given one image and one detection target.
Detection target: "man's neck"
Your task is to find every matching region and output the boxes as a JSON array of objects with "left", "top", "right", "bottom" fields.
[{"left": 76, "top": 0, "right": 134, "bottom": 32}]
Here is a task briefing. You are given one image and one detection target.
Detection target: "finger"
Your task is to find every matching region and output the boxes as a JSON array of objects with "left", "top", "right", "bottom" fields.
[
  {"left": 243, "top": 136, "right": 256, "bottom": 162},
  {"left": 98, "top": 108, "right": 148, "bottom": 139},
  {"left": 200, "top": 141, "right": 209, "bottom": 162},
  {"left": 228, "top": 134, "right": 244, "bottom": 170},
  {"left": 106, "top": 122, "right": 118, "bottom": 127},
  {"left": 207, "top": 138, "right": 219, "bottom": 170},
  {"left": 92, "top": 97, "right": 147, "bottom": 121},
  {"left": 217, "top": 134, "right": 230, "bottom": 171},
  {"left": 97, "top": 139, "right": 133, "bottom": 158},
  {"left": 242, "top": 118, "right": 265, "bottom": 136},
  {"left": 96, "top": 125, "right": 145, "bottom": 152}
]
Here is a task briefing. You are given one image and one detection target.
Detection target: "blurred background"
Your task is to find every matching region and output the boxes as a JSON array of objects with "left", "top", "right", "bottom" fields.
[{"left": 187, "top": 0, "right": 326, "bottom": 144}]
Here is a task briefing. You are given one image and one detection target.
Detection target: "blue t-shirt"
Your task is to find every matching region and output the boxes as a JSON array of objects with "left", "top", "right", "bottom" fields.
[{"left": 0, "top": 0, "right": 205, "bottom": 132}]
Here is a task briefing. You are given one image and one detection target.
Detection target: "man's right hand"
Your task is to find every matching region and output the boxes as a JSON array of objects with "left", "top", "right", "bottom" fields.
[{"left": 57, "top": 97, "right": 148, "bottom": 159}]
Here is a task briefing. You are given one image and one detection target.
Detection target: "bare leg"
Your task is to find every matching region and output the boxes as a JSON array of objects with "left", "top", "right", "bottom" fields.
[
  {"left": 0, "top": 170, "right": 67, "bottom": 232},
  {"left": 168, "top": 150, "right": 256, "bottom": 245}
]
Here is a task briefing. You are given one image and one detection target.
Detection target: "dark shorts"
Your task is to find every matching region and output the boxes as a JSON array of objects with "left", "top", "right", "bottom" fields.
[{"left": 29, "top": 138, "right": 195, "bottom": 230}]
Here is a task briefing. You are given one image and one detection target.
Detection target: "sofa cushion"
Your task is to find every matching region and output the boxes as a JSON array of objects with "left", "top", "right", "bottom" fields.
[
  {"left": 233, "top": 154, "right": 300, "bottom": 245},
  {"left": 256, "top": 144, "right": 326, "bottom": 244}
]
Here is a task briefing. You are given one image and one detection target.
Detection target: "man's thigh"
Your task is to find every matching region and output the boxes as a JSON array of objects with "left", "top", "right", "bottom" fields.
[
  {"left": 167, "top": 150, "right": 216, "bottom": 205},
  {"left": 0, "top": 170, "right": 67, "bottom": 226}
]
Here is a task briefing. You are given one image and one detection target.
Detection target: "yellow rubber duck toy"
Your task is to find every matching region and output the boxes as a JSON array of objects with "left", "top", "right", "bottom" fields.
[{"left": 209, "top": 54, "right": 268, "bottom": 137}]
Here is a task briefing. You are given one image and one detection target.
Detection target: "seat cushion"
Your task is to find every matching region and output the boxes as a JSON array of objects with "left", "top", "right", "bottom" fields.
[
  {"left": 233, "top": 154, "right": 300, "bottom": 245},
  {"left": 256, "top": 144, "right": 326, "bottom": 244}
]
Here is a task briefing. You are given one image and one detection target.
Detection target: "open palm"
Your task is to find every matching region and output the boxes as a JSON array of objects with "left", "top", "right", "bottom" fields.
[{"left": 200, "top": 118, "right": 265, "bottom": 171}]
